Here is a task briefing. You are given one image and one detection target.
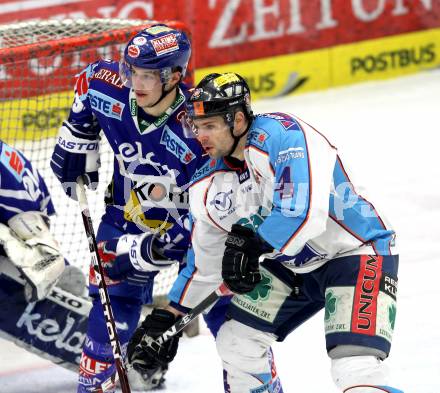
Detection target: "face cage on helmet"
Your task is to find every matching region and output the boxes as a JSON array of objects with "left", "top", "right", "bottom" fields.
[{"left": 119, "top": 59, "right": 173, "bottom": 89}]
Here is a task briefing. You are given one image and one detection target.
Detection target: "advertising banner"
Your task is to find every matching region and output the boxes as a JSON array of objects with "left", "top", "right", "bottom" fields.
[{"left": 0, "top": 0, "right": 439, "bottom": 99}]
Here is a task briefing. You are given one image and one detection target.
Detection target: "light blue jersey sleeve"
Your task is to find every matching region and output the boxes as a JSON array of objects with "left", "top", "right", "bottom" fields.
[{"left": 254, "top": 115, "right": 313, "bottom": 254}]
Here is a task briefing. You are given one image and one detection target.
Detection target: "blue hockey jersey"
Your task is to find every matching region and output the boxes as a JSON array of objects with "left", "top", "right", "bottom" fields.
[
  {"left": 66, "top": 60, "right": 206, "bottom": 236},
  {"left": 0, "top": 140, "right": 55, "bottom": 223}
]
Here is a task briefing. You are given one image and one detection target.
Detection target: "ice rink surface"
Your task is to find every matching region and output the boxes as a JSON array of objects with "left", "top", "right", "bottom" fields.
[{"left": 1, "top": 69, "right": 439, "bottom": 392}]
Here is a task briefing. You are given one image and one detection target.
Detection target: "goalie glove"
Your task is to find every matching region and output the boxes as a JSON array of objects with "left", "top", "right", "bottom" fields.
[
  {"left": 0, "top": 211, "right": 65, "bottom": 302},
  {"left": 50, "top": 121, "right": 100, "bottom": 200}
]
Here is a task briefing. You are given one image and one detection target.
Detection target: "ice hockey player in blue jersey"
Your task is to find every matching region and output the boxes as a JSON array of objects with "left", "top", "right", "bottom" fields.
[
  {"left": 129, "top": 73, "right": 403, "bottom": 393},
  {"left": 50, "top": 24, "right": 206, "bottom": 392},
  {"left": 0, "top": 139, "right": 90, "bottom": 373}
]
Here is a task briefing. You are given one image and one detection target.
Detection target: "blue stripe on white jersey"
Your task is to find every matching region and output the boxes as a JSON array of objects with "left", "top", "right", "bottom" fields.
[
  {"left": 329, "top": 156, "right": 394, "bottom": 255},
  {"left": 254, "top": 115, "right": 311, "bottom": 252},
  {"left": 168, "top": 214, "right": 197, "bottom": 307}
]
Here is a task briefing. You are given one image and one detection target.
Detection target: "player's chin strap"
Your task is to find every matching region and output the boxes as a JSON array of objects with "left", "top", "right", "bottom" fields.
[
  {"left": 145, "top": 81, "right": 179, "bottom": 108},
  {"left": 225, "top": 114, "right": 254, "bottom": 159}
]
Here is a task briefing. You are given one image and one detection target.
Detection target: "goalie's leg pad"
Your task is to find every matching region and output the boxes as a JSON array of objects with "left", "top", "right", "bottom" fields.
[
  {"left": 77, "top": 296, "right": 141, "bottom": 393},
  {"left": 331, "top": 355, "right": 391, "bottom": 391},
  {"left": 216, "top": 319, "right": 283, "bottom": 393},
  {"left": 0, "top": 274, "right": 90, "bottom": 371}
]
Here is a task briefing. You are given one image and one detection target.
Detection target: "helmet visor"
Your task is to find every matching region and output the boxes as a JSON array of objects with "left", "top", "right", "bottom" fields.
[
  {"left": 180, "top": 112, "right": 199, "bottom": 138},
  {"left": 119, "top": 59, "right": 164, "bottom": 90}
]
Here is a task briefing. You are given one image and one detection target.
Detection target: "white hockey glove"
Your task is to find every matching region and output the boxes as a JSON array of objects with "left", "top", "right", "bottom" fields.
[{"left": 0, "top": 211, "right": 65, "bottom": 302}]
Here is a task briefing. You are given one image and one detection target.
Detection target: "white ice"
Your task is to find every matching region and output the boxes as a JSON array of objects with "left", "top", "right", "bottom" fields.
[{"left": 1, "top": 69, "right": 439, "bottom": 393}]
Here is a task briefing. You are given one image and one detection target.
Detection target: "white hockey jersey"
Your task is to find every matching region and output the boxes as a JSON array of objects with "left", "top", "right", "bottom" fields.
[{"left": 169, "top": 113, "right": 396, "bottom": 309}]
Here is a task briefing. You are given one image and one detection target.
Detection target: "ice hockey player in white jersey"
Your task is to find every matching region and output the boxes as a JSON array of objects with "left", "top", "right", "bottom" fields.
[
  {"left": 129, "top": 73, "right": 403, "bottom": 393},
  {"left": 0, "top": 139, "right": 89, "bottom": 372}
]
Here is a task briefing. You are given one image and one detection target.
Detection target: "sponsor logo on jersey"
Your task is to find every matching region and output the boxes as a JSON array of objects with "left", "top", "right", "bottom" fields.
[
  {"left": 210, "top": 190, "right": 233, "bottom": 212},
  {"left": 244, "top": 272, "right": 273, "bottom": 303},
  {"left": 238, "top": 168, "right": 250, "bottom": 184},
  {"left": 380, "top": 274, "right": 397, "bottom": 301},
  {"left": 79, "top": 352, "right": 111, "bottom": 376},
  {"left": 275, "top": 147, "right": 305, "bottom": 166},
  {"left": 88, "top": 89, "right": 125, "bottom": 120},
  {"left": 261, "top": 113, "right": 299, "bottom": 131},
  {"left": 0, "top": 144, "right": 24, "bottom": 180},
  {"left": 92, "top": 68, "right": 124, "bottom": 89},
  {"left": 160, "top": 126, "right": 196, "bottom": 164},
  {"left": 249, "top": 128, "right": 269, "bottom": 148},
  {"left": 351, "top": 255, "right": 382, "bottom": 335},
  {"left": 191, "top": 159, "right": 216, "bottom": 182},
  {"left": 151, "top": 33, "right": 179, "bottom": 56},
  {"left": 75, "top": 63, "right": 98, "bottom": 100}
]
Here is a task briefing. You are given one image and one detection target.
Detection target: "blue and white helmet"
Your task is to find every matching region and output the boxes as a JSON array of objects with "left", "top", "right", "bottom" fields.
[{"left": 120, "top": 24, "right": 191, "bottom": 87}]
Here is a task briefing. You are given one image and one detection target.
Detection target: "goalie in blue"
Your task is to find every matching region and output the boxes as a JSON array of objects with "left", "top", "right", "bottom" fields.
[
  {"left": 50, "top": 24, "right": 206, "bottom": 392},
  {"left": 0, "top": 139, "right": 89, "bottom": 374}
]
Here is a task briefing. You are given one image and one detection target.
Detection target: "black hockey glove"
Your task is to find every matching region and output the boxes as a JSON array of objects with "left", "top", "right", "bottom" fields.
[
  {"left": 222, "top": 224, "right": 273, "bottom": 294},
  {"left": 128, "top": 309, "right": 182, "bottom": 372}
]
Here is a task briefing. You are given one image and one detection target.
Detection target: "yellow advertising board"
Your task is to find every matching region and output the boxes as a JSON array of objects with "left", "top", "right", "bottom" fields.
[
  {"left": 0, "top": 91, "right": 72, "bottom": 141},
  {"left": 2, "top": 28, "right": 439, "bottom": 142},
  {"left": 331, "top": 28, "right": 440, "bottom": 86},
  {"left": 195, "top": 47, "right": 331, "bottom": 101},
  {"left": 196, "top": 28, "right": 440, "bottom": 100}
]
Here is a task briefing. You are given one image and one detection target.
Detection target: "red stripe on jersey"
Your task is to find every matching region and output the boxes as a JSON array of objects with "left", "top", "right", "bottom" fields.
[
  {"left": 178, "top": 266, "right": 198, "bottom": 304},
  {"left": 351, "top": 255, "right": 383, "bottom": 336}
]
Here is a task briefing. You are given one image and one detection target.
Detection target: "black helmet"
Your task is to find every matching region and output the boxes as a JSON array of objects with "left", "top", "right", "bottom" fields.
[
  {"left": 187, "top": 72, "right": 253, "bottom": 126},
  {"left": 184, "top": 72, "right": 253, "bottom": 157}
]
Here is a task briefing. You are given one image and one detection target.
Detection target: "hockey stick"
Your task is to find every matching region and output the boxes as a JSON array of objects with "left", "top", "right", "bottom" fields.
[
  {"left": 77, "top": 177, "right": 131, "bottom": 393},
  {"left": 99, "top": 283, "right": 232, "bottom": 389}
]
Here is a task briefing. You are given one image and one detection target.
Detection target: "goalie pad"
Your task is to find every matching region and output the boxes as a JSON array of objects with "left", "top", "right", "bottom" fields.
[
  {"left": 0, "top": 211, "right": 65, "bottom": 301},
  {"left": 0, "top": 269, "right": 90, "bottom": 371}
]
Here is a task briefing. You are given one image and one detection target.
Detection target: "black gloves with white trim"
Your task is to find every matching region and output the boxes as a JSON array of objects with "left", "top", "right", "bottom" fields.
[
  {"left": 222, "top": 224, "right": 273, "bottom": 294},
  {"left": 128, "top": 309, "right": 182, "bottom": 372}
]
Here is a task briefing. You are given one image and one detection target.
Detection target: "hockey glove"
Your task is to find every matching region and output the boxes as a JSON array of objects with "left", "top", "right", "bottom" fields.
[
  {"left": 50, "top": 121, "right": 100, "bottom": 200},
  {"left": 0, "top": 212, "right": 65, "bottom": 302},
  {"left": 222, "top": 224, "right": 273, "bottom": 294},
  {"left": 100, "top": 232, "right": 181, "bottom": 286},
  {"left": 128, "top": 309, "right": 182, "bottom": 370}
]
